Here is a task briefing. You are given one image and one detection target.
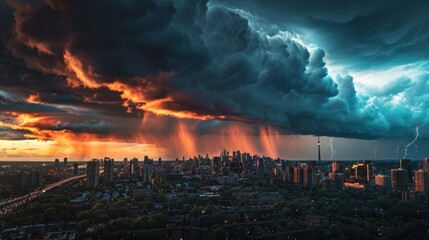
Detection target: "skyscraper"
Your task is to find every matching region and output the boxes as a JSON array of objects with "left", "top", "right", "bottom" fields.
[
  {"left": 31, "top": 170, "right": 43, "bottom": 186},
  {"left": 302, "top": 166, "right": 313, "bottom": 187},
  {"left": 73, "top": 163, "right": 79, "bottom": 175},
  {"left": 328, "top": 172, "right": 344, "bottom": 189},
  {"left": 352, "top": 161, "right": 373, "bottom": 182},
  {"left": 153, "top": 165, "right": 166, "bottom": 184},
  {"left": 332, "top": 161, "right": 342, "bottom": 173},
  {"left": 391, "top": 168, "right": 407, "bottom": 191},
  {"left": 415, "top": 170, "right": 429, "bottom": 193},
  {"left": 143, "top": 158, "right": 153, "bottom": 184},
  {"left": 54, "top": 158, "right": 60, "bottom": 169},
  {"left": 375, "top": 174, "right": 390, "bottom": 188},
  {"left": 365, "top": 160, "right": 373, "bottom": 182},
  {"left": 123, "top": 158, "right": 128, "bottom": 173},
  {"left": 63, "top": 157, "right": 68, "bottom": 167},
  {"left": 103, "top": 157, "right": 114, "bottom": 184},
  {"left": 87, "top": 160, "right": 100, "bottom": 188},
  {"left": 423, "top": 158, "right": 429, "bottom": 172},
  {"left": 130, "top": 158, "right": 139, "bottom": 177},
  {"left": 400, "top": 159, "right": 413, "bottom": 183}
]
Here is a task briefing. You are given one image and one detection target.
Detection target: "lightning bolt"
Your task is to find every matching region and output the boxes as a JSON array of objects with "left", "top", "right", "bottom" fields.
[
  {"left": 403, "top": 126, "right": 419, "bottom": 159},
  {"left": 395, "top": 138, "right": 407, "bottom": 157},
  {"left": 329, "top": 137, "right": 336, "bottom": 160}
]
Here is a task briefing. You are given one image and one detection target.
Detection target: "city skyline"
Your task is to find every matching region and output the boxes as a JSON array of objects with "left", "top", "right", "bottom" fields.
[{"left": 1, "top": 0, "right": 429, "bottom": 161}]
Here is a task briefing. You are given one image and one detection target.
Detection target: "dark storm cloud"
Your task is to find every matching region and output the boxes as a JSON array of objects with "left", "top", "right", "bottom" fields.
[
  {"left": 219, "top": 0, "right": 429, "bottom": 70},
  {"left": 0, "top": 0, "right": 427, "bottom": 141}
]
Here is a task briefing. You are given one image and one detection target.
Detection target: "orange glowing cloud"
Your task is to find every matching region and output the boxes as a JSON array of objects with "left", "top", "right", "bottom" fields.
[
  {"left": 63, "top": 50, "right": 226, "bottom": 121},
  {"left": 25, "top": 94, "right": 42, "bottom": 104}
]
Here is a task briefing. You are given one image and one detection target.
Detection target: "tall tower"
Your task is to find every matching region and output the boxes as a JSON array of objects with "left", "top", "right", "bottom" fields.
[{"left": 317, "top": 136, "right": 321, "bottom": 162}]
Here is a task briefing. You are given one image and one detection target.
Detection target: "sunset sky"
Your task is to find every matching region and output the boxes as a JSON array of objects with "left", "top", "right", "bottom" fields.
[{"left": 1, "top": 0, "right": 429, "bottom": 161}]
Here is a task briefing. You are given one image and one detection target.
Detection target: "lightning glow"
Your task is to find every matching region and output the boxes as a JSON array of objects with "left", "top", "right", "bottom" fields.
[
  {"left": 395, "top": 138, "right": 407, "bottom": 157},
  {"left": 403, "top": 126, "right": 419, "bottom": 159},
  {"left": 329, "top": 137, "right": 336, "bottom": 160}
]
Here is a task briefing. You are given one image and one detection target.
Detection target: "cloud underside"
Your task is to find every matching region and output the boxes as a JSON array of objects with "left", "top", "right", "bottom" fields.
[{"left": 0, "top": 0, "right": 428, "bottom": 149}]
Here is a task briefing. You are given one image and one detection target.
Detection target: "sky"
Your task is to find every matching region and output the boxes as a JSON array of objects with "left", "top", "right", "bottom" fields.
[{"left": 0, "top": 0, "right": 429, "bottom": 161}]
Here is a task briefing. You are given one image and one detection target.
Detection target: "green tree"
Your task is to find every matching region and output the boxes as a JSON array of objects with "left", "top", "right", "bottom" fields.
[
  {"left": 282, "top": 207, "right": 292, "bottom": 217},
  {"left": 236, "top": 226, "right": 248, "bottom": 240},
  {"left": 213, "top": 227, "right": 227, "bottom": 240},
  {"left": 287, "top": 221, "right": 299, "bottom": 230},
  {"left": 77, "top": 219, "right": 89, "bottom": 233},
  {"left": 329, "top": 224, "right": 342, "bottom": 239},
  {"left": 42, "top": 207, "right": 57, "bottom": 222}
]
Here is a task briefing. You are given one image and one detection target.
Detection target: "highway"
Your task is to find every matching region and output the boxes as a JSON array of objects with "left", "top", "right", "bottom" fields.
[{"left": 0, "top": 174, "right": 86, "bottom": 215}]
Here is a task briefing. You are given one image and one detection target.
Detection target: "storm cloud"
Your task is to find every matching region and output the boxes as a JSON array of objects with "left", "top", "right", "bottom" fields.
[{"left": 0, "top": 0, "right": 428, "bottom": 149}]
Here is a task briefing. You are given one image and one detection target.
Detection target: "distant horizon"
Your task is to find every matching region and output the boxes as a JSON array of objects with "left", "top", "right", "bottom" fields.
[{"left": 0, "top": 158, "right": 426, "bottom": 163}]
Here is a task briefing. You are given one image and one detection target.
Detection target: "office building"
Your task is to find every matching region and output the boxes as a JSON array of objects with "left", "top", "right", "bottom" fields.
[
  {"left": 332, "top": 161, "right": 342, "bottom": 173},
  {"left": 87, "top": 160, "right": 100, "bottom": 188},
  {"left": 302, "top": 166, "right": 313, "bottom": 187},
  {"left": 423, "top": 158, "right": 429, "bottom": 172},
  {"left": 130, "top": 158, "right": 139, "bottom": 177},
  {"left": 400, "top": 159, "right": 413, "bottom": 183},
  {"left": 328, "top": 172, "right": 344, "bottom": 189},
  {"left": 123, "top": 158, "right": 128, "bottom": 173},
  {"left": 31, "top": 170, "right": 43, "bottom": 186},
  {"left": 415, "top": 170, "right": 429, "bottom": 192},
  {"left": 153, "top": 165, "right": 166, "bottom": 184},
  {"left": 73, "top": 163, "right": 79, "bottom": 175},
  {"left": 352, "top": 161, "right": 373, "bottom": 182},
  {"left": 375, "top": 174, "right": 390, "bottom": 188},
  {"left": 391, "top": 168, "right": 407, "bottom": 191},
  {"left": 284, "top": 166, "right": 294, "bottom": 182},
  {"left": 63, "top": 157, "right": 68, "bottom": 167},
  {"left": 143, "top": 158, "right": 153, "bottom": 184},
  {"left": 103, "top": 158, "right": 114, "bottom": 184}
]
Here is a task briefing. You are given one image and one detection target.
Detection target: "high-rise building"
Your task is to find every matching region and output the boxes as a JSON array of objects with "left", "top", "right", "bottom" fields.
[
  {"left": 212, "top": 156, "right": 221, "bottom": 175},
  {"left": 400, "top": 159, "right": 413, "bottom": 183},
  {"left": 366, "top": 161, "right": 373, "bottom": 182},
  {"left": 63, "top": 157, "right": 68, "bottom": 167},
  {"left": 328, "top": 172, "right": 344, "bottom": 189},
  {"left": 130, "top": 158, "right": 139, "bottom": 177},
  {"left": 423, "top": 158, "right": 429, "bottom": 172},
  {"left": 123, "top": 158, "right": 128, "bottom": 173},
  {"left": 103, "top": 158, "right": 114, "bottom": 184},
  {"left": 54, "top": 158, "right": 60, "bottom": 169},
  {"left": 375, "top": 174, "right": 390, "bottom": 188},
  {"left": 415, "top": 170, "right": 429, "bottom": 192},
  {"left": 332, "top": 161, "right": 342, "bottom": 173},
  {"left": 153, "top": 165, "right": 166, "bottom": 184},
  {"left": 230, "top": 156, "right": 243, "bottom": 174},
  {"left": 73, "top": 163, "right": 79, "bottom": 175},
  {"left": 391, "top": 168, "right": 407, "bottom": 191},
  {"left": 31, "top": 170, "right": 43, "bottom": 186},
  {"left": 143, "top": 158, "right": 153, "bottom": 184},
  {"left": 293, "top": 167, "right": 304, "bottom": 184},
  {"left": 352, "top": 163, "right": 366, "bottom": 182},
  {"left": 87, "top": 160, "right": 100, "bottom": 188},
  {"left": 257, "top": 158, "right": 265, "bottom": 173},
  {"left": 284, "top": 166, "right": 294, "bottom": 182},
  {"left": 21, "top": 170, "right": 43, "bottom": 187},
  {"left": 352, "top": 161, "right": 373, "bottom": 182},
  {"left": 21, "top": 171, "right": 28, "bottom": 187},
  {"left": 302, "top": 166, "right": 313, "bottom": 187}
]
